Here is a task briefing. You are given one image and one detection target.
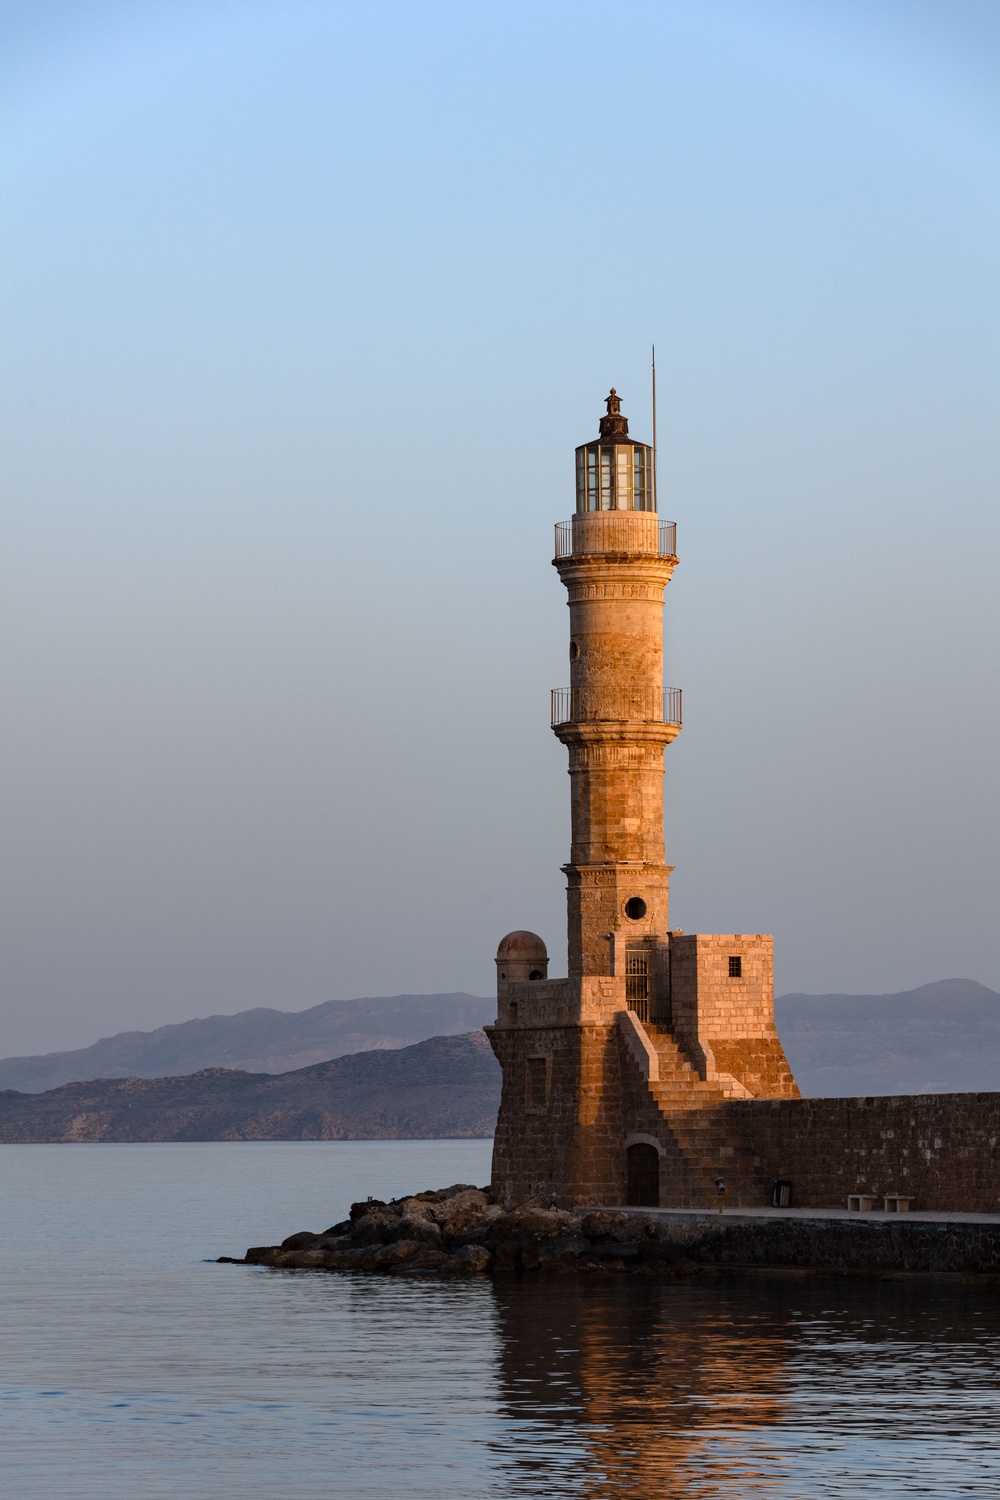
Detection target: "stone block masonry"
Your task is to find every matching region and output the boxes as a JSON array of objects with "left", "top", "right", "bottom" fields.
[
  {"left": 667, "top": 934, "right": 798, "bottom": 1097},
  {"left": 711, "top": 1092, "right": 1000, "bottom": 1215}
]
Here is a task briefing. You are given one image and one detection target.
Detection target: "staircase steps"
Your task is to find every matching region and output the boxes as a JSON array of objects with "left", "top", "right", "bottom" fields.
[{"left": 621, "top": 1015, "right": 767, "bottom": 1206}]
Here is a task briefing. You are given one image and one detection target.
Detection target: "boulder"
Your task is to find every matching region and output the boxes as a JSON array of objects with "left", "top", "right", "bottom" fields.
[
  {"left": 450, "top": 1205, "right": 504, "bottom": 1247},
  {"left": 587, "top": 1239, "right": 640, "bottom": 1263},
  {"left": 315, "top": 1233, "right": 353, "bottom": 1251},
  {"left": 616, "top": 1216, "right": 659, "bottom": 1244},
  {"left": 536, "top": 1234, "right": 591, "bottom": 1270},
  {"left": 580, "top": 1211, "right": 629, "bottom": 1240},
  {"left": 371, "top": 1239, "right": 424, "bottom": 1271},
  {"left": 433, "top": 1189, "right": 491, "bottom": 1236},
  {"left": 493, "top": 1207, "right": 581, "bottom": 1241},
  {"left": 402, "top": 1247, "right": 451, "bottom": 1273},
  {"left": 349, "top": 1198, "right": 386, "bottom": 1222},
  {"left": 397, "top": 1197, "right": 435, "bottom": 1218},
  {"left": 296, "top": 1248, "right": 331, "bottom": 1268},
  {"left": 576, "top": 1254, "right": 626, "bottom": 1273},
  {"left": 320, "top": 1243, "right": 382, "bottom": 1271},
  {"left": 352, "top": 1209, "right": 401, "bottom": 1246},
  {"left": 446, "top": 1244, "right": 493, "bottom": 1275},
  {"left": 396, "top": 1213, "right": 444, "bottom": 1247},
  {"left": 321, "top": 1219, "right": 352, "bottom": 1237},
  {"left": 280, "top": 1230, "right": 319, "bottom": 1251}
]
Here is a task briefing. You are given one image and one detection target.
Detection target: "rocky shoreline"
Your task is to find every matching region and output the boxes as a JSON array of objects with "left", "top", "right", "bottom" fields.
[
  {"left": 224, "top": 1181, "right": 1000, "bottom": 1278},
  {"left": 229, "top": 1182, "right": 700, "bottom": 1277}
]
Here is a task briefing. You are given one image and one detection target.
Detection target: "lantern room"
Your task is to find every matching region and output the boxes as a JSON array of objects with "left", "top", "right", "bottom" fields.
[{"left": 575, "top": 389, "right": 655, "bottom": 513}]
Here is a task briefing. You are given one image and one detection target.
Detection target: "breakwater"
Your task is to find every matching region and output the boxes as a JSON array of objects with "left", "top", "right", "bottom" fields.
[{"left": 232, "top": 1183, "right": 1000, "bottom": 1277}]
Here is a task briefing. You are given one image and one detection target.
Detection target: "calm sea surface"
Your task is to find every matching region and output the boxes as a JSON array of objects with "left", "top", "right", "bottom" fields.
[{"left": 1, "top": 1141, "right": 999, "bottom": 1498}]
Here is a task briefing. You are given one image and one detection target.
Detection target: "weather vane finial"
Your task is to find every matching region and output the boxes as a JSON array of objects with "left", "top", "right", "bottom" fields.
[{"left": 599, "top": 387, "right": 628, "bottom": 441}]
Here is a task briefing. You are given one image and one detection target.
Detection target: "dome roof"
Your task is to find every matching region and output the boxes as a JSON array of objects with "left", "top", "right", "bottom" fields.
[{"left": 496, "top": 930, "right": 548, "bottom": 961}]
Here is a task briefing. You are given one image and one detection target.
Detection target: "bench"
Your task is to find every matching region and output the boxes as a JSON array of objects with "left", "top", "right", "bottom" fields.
[
  {"left": 883, "top": 1195, "right": 911, "bottom": 1213},
  {"left": 847, "top": 1194, "right": 876, "bottom": 1212}
]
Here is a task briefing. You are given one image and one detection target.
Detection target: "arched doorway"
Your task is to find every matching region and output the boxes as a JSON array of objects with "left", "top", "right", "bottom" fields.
[{"left": 626, "top": 1143, "right": 660, "bottom": 1207}]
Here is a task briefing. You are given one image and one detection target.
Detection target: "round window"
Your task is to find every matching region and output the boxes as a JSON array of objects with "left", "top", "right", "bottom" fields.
[{"left": 624, "top": 897, "right": 647, "bottom": 920}]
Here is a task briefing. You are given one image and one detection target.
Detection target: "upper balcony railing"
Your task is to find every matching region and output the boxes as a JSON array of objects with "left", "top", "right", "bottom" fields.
[
  {"left": 551, "top": 686, "right": 682, "bottom": 727},
  {"left": 554, "top": 516, "right": 677, "bottom": 560}
]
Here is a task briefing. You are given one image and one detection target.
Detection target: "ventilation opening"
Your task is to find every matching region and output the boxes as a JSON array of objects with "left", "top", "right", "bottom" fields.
[
  {"left": 728, "top": 955, "right": 742, "bottom": 978},
  {"left": 625, "top": 947, "right": 649, "bottom": 1023},
  {"left": 526, "top": 1056, "right": 549, "bottom": 1112},
  {"left": 626, "top": 1143, "right": 660, "bottom": 1207},
  {"left": 624, "top": 897, "right": 647, "bottom": 920}
]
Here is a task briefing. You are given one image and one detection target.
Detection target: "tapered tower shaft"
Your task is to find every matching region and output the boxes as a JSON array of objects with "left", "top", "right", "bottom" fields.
[{"left": 552, "top": 390, "right": 679, "bottom": 980}]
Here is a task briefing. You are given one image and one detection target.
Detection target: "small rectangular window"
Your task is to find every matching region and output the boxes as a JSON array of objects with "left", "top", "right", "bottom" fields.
[
  {"left": 728, "top": 955, "right": 742, "bottom": 978},
  {"left": 625, "top": 948, "right": 649, "bottom": 1021},
  {"left": 526, "top": 1056, "right": 549, "bottom": 1112}
]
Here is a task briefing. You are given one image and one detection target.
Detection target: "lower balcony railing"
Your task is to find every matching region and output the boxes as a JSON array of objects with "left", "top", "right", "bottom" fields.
[
  {"left": 550, "top": 686, "right": 682, "bottom": 727},
  {"left": 554, "top": 516, "right": 677, "bottom": 559}
]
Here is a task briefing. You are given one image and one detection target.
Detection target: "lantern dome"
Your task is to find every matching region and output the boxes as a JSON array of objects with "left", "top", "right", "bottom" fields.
[
  {"left": 575, "top": 389, "right": 655, "bottom": 514},
  {"left": 496, "top": 930, "right": 548, "bottom": 961},
  {"left": 495, "top": 930, "right": 549, "bottom": 983}
]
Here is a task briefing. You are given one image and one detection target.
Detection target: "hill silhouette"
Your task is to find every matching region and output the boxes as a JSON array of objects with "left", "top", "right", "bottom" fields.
[
  {"left": 777, "top": 978, "right": 1000, "bottom": 1095},
  {"left": 3, "top": 978, "right": 998, "bottom": 1120},
  {"left": 0, "top": 993, "right": 493, "bottom": 1094},
  {"left": 0, "top": 1031, "right": 500, "bottom": 1142}
]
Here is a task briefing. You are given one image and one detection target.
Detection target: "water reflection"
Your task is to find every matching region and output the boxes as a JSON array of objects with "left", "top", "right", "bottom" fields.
[
  {"left": 491, "top": 1273, "right": 1000, "bottom": 1498},
  {"left": 2, "top": 1146, "right": 999, "bottom": 1498}
]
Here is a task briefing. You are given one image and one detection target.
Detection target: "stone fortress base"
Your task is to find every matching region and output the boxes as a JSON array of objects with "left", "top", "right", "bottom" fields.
[{"left": 488, "top": 929, "right": 1000, "bottom": 1217}]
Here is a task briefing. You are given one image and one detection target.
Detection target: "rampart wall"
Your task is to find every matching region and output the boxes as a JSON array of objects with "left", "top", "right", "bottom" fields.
[{"left": 720, "top": 1091, "right": 1000, "bottom": 1215}]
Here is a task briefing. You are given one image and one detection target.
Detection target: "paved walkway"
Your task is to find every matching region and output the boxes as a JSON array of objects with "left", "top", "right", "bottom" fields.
[{"left": 590, "top": 1205, "right": 1000, "bottom": 1225}]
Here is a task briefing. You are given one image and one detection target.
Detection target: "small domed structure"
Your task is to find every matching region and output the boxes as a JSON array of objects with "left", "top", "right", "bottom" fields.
[{"left": 496, "top": 931, "right": 548, "bottom": 983}]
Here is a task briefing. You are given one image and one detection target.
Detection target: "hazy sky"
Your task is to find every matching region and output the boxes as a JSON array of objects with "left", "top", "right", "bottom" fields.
[{"left": 1, "top": 0, "right": 999, "bottom": 1055}]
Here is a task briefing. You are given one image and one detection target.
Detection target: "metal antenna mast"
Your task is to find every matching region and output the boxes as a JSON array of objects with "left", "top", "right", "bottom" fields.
[{"left": 651, "top": 344, "right": 658, "bottom": 512}]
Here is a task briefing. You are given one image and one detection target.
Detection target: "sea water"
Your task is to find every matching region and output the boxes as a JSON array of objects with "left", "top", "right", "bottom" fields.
[{"left": 1, "top": 1140, "right": 998, "bottom": 1498}]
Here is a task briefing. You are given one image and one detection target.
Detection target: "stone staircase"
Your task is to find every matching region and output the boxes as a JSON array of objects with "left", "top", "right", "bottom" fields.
[{"left": 620, "top": 1014, "right": 767, "bottom": 1207}]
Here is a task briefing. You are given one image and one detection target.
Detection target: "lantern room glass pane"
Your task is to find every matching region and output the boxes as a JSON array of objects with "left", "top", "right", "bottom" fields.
[
  {"left": 600, "top": 449, "right": 613, "bottom": 509},
  {"left": 633, "top": 447, "right": 647, "bottom": 511},
  {"left": 587, "top": 450, "right": 598, "bottom": 510},
  {"left": 576, "top": 450, "right": 585, "bottom": 510},
  {"left": 615, "top": 448, "right": 631, "bottom": 510}
]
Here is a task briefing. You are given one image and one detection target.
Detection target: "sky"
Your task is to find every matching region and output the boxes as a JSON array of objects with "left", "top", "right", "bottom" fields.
[{"left": 0, "top": 0, "right": 999, "bottom": 1055}]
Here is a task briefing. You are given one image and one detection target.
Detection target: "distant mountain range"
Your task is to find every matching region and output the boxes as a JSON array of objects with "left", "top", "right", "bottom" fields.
[
  {"left": 1, "top": 980, "right": 998, "bottom": 1144},
  {"left": 0, "top": 993, "right": 494, "bottom": 1094},
  {"left": 0, "top": 1032, "right": 500, "bottom": 1142},
  {"left": 777, "top": 979, "right": 1000, "bottom": 1096}
]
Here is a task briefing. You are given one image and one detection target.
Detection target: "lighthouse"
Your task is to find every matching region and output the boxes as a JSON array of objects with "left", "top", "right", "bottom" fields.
[
  {"left": 487, "top": 389, "right": 798, "bottom": 1211},
  {"left": 554, "top": 387, "right": 680, "bottom": 987}
]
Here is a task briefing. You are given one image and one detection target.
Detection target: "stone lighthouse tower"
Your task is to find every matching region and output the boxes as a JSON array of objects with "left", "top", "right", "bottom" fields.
[
  {"left": 554, "top": 388, "right": 679, "bottom": 986},
  {"left": 487, "top": 389, "right": 798, "bottom": 1211}
]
